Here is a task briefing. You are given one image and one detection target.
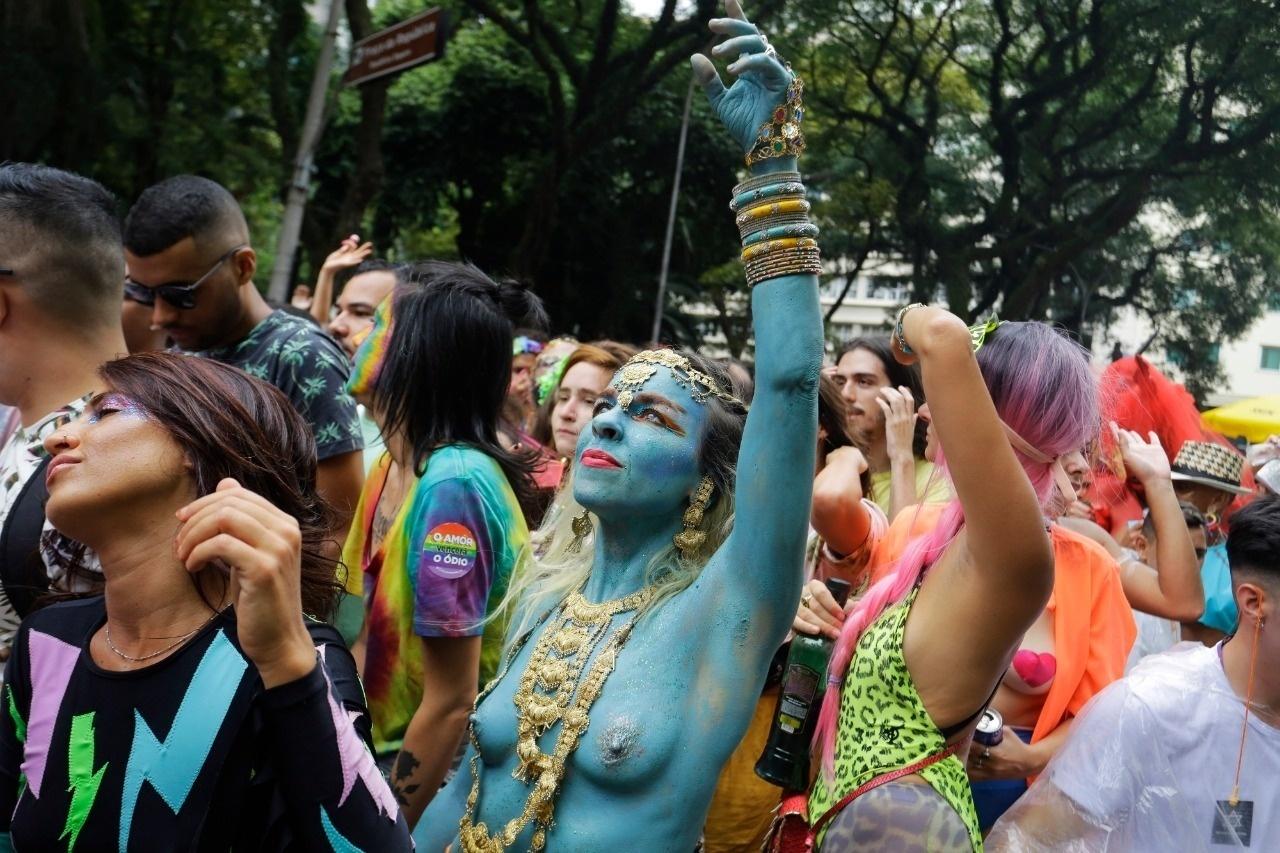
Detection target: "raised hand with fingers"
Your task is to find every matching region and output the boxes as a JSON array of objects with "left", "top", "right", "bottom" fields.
[
  {"left": 322, "top": 234, "right": 374, "bottom": 275},
  {"left": 878, "top": 385, "right": 919, "bottom": 460},
  {"left": 1111, "top": 421, "right": 1171, "bottom": 485},
  {"left": 174, "top": 477, "right": 316, "bottom": 688},
  {"left": 690, "top": 0, "right": 799, "bottom": 162}
]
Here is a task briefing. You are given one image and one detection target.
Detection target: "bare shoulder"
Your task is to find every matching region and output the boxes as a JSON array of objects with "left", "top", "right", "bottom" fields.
[{"left": 1056, "top": 516, "right": 1120, "bottom": 555}]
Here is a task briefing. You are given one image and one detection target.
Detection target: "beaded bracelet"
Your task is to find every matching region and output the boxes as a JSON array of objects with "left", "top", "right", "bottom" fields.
[
  {"left": 737, "top": 213, "right": 811, "bottom": 240},
  {"left": 741, "top": 237, "right": 819, "bottom": 262},
  {"left": 745, "top": 245, "right": 822, "bottom": 277},
  {"left": 736, "top": 199, "right": 811, "bottom": 227},
  {"left": 746, "top": 252, "right": 823, "bottom": 287},
  {"left": 730, "top": 181, "right": 807, "bottom": 212},
  {"left": 741, "top": 222, "right": 820, "bottom": 247},
  {"left": 893, "top": 303, "right": 928, "bottom": 355},
  {"left": 745, "top": 245, "right": 821, "bottom": 270},
  {"left": 747, "top": 253, "right": 822, "bottom": 279},
  {"left": 734, "top": 196, "right": 806, "bottom": 226},
  {"left": 747, "top": 261, "right": 822, "bottom": 287},
  {"left": 734, "top": 171, "right": 801, "bottom": 195}
]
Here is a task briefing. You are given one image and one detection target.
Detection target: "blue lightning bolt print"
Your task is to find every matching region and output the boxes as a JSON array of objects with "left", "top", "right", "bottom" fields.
[{"left": 118, "top": 630, "right": 248, "bottom": 852}]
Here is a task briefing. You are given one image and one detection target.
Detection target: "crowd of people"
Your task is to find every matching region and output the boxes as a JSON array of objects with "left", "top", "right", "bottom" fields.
[{"left": 0, "top": 3, "right": 1277, "bottom": 850}]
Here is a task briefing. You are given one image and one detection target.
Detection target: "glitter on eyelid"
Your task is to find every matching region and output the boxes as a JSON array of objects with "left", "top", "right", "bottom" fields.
[{"left": 87, "top": 393, "right": 150, "bottom": 424}]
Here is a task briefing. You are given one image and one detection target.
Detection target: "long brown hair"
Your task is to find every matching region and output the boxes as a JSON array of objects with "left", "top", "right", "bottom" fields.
[
  {"left": 818, "top": 372, "right": 872, "bottom": 494},
  {"left": 96, "top": 353, "right": 345, "bottom": 619}
]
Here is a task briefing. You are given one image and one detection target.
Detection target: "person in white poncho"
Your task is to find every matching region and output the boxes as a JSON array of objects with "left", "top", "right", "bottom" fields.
[{"left": 990, "top": 496, "right": 1280, "bottom": 851}]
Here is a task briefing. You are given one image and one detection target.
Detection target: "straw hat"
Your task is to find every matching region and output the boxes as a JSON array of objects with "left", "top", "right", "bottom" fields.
[{"left": 1169, "top": 441, "right": 1251, "bottom": 495}]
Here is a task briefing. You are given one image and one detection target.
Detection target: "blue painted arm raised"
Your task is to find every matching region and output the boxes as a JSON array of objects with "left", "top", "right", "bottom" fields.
[{"left": 692, "top": 3, "right": 822, "bottom": 642}]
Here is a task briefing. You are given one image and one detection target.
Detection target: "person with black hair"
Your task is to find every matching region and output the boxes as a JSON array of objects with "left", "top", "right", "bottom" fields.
[
  {"left": 341, "top": 261, "right": 546, "bottom": 826},
  {"left": 0, "top": 163, "right": 128, "bottom": 665},
  {"left": 829, "top": 336, "right": 949, "bottom": 519},
  {"left": 992, "top": 496, "right": 1280, "bottom": 851},
  {"left": 1123, "top": 500, "right": 1209, "bottom": 669},
  {"left": 122, "top": 175, "right": 364, "bottom": 539},
  {"left": 326, "top": 257, "right": 399, "bottom": 475},
  {"left": 327, "top": 259, "right": 398, "bottom": 358}
]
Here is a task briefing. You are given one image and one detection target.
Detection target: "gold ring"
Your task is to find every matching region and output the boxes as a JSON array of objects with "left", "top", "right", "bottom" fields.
[{"left": 801, "top": 593, "right": 813, "bottom": 608}]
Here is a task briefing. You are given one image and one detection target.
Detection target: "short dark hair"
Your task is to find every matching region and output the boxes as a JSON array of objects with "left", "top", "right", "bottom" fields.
[
  {"left": 123, "top": 175, "right": 248, "bottom": 256},
  {"left": 0, "top": 162, "right": 123, "bottom": 325},
  {"left": 835, "top": 335, "right": 928, "bottom": 457},
  {"left": 1226, "top": 497, "right": 1280, "bottom": 581},
  {"left": 339, "top": 258, "right": 400, "bottom": 289},
  {"left": 373, "top": 261, "right": 549, "bottom": 513},
  {"left": 1143, "top": 501, "right": 1207, "bottom": 538}
]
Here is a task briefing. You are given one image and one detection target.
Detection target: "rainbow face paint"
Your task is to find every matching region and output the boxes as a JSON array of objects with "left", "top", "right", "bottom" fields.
[
  {"left": 347, "top": 295, "right": 392, "bottom": 398},
  {"left": 86, "top": 393, "right": 150, "bottom": 424}
]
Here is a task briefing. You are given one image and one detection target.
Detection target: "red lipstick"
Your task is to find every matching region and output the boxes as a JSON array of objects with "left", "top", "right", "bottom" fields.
[{"left": 580, "top": 449, "right": 623, "bottom": 470}]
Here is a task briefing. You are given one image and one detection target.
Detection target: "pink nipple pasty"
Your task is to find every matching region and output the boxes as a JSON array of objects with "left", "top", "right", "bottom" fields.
[{"left": 1012, "top": 650, "right": 1057, "bottom": 688}]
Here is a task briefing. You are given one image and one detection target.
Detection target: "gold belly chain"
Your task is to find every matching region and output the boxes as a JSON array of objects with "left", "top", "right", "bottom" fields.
[{"left": 459, "top": 583, "right": 655, "bottom": 852}]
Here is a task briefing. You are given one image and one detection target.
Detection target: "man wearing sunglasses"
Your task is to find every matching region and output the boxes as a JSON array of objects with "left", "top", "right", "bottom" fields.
[
  {"left": 122, "top": 176, "right": 364, "bottom": 542},
  {"left": 0, "top": 163, "right": 130, "bottom": 665}
]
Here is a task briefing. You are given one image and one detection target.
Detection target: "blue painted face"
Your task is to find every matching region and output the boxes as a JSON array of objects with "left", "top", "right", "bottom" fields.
[{"left": 573, "top": 366, "right": 709, "bottom": 520}]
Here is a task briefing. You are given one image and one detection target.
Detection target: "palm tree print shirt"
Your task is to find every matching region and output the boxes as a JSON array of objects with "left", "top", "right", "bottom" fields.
[{"left": 194, "top": 310, "right": 363, "bottom": 460}]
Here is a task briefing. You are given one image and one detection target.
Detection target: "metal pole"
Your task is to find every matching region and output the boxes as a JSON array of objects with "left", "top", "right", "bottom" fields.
[
  {"left": 651, "top": 76, "right": 697, "bottom": 343},
  {"left": 268, "top": 0, "right": 345, "bottom": 302}
]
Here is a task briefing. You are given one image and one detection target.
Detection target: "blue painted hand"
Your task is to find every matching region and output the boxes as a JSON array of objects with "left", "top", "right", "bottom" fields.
[{"left": 690, "top": 0, "right": 794, "bottom": 154}]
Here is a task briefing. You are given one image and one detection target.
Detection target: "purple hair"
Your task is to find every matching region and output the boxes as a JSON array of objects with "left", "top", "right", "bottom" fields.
[{"left": 813, "top": 321, "right": 1099, "bottom": 778}]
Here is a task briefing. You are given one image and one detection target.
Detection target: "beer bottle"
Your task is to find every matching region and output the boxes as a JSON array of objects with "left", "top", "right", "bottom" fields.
[{"left": 755, "top": 577, "right": 852, "bottom": 790}]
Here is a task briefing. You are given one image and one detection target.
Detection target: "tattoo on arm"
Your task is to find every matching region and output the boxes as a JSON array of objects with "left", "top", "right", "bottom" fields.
[{"left": 390, "top": 750, "right": 422, "bottom": 806}]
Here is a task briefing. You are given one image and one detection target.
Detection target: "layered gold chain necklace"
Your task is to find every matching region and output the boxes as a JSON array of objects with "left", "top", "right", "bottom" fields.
[{"left": 459, "top": 582, "right": 655, "bottom": 852}]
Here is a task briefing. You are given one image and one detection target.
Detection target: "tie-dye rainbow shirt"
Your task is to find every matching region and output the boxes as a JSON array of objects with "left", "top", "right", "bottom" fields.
[{"left": 343, "top": 445, "right": 528, "bottom": 755}]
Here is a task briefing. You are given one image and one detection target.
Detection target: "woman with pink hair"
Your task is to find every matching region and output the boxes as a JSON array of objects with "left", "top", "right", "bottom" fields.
[{"left": 801, "top": 309, "right": 1099, "bottom": 851}]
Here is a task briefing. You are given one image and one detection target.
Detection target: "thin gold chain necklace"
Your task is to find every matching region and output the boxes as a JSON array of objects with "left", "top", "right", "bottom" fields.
[
  {"left": 104, "top": 606, "right": 227, "bottom": 663},
  {"left": 459, "top": 583, "right": 654, "bottom": 852}
]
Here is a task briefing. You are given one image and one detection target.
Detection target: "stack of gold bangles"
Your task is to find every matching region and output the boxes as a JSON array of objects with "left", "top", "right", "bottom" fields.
[{"left": 731, "top": 169, "right": 822, "bottom": 287}]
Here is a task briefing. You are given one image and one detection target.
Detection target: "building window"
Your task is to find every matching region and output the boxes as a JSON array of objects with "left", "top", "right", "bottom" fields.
[{"left": 1262, "top": 346, "right": 1280, "bottom": 371}]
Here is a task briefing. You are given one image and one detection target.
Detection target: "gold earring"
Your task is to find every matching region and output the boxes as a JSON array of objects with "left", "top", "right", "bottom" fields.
[
  {"left": 567, "top": 510, "right": 593, "bottom": 554},
  {"left": 674, "top": 476, "right": 716, "bottom": 560}
]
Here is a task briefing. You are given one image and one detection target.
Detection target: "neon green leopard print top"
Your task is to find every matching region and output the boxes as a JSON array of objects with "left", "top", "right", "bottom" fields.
[{"left": 808, "top": 585, "right": 982, "bottom": 851}]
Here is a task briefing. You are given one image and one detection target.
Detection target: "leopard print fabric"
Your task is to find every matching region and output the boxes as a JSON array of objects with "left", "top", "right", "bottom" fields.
[{"left": 808, "top": 586, "right": 982, "bottom": 851}]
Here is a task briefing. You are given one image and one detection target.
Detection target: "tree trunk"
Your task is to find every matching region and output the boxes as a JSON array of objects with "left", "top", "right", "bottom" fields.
[{"left": 334, "top": 0, "right": 390, "bottom": 240}]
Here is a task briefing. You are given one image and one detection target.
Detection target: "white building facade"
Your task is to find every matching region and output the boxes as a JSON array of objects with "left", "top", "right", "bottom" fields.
[{"left": 1090, "top": 302, "right": 1280, "bottom": 406}]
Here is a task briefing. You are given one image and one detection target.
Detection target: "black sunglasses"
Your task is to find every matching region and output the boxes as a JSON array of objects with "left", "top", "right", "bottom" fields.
[
  {"left": 0, "top": 268, "right": 12, "bottom": 277},
  {"left": 123, "top": 245, "right": 246, "bottom": 310}
]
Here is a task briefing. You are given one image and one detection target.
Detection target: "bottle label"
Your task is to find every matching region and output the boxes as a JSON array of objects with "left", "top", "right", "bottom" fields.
[{"left": 778, "top": 666, "right": 820, "bottom": 733}]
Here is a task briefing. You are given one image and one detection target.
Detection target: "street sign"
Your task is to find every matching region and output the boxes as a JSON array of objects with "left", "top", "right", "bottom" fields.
[{"left": 344, "top": 7, "right": 446, "bottom": 87}]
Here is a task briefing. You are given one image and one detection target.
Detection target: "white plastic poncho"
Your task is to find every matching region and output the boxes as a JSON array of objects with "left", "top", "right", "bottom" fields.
[{"left": 988, "top": 642, "right": 1280, "bottom": 851}]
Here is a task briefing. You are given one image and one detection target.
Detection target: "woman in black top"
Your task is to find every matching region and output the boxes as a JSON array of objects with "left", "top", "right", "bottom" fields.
[{"left": 0, "top": 352, "right": 411, "bottom": 851}]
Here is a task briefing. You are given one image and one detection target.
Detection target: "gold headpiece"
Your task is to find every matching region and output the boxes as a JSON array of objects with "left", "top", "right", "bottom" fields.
[{"left": 613, "top": 349, "right": 746, "bottom": 411}]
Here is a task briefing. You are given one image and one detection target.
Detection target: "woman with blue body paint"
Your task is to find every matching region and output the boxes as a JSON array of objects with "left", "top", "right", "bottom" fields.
[
  {"left": 416, "top": 3, "right": 828, "bottom": 850},
  {"left": 0, "top": 353, "right": 411, "bottom": 851}
]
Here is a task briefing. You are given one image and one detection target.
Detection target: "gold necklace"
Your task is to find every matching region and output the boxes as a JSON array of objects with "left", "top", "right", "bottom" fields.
[
  {"left": 459, "top": 584, "right": 654, "bottom": 852},
  {"left": 103, "top": 606, "right": 228, "bottom": 663}
]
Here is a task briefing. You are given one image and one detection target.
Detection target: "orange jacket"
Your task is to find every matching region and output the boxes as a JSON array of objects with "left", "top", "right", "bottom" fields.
[{"left": 870, "top": 505, "right": 1136, "bottom": 746}]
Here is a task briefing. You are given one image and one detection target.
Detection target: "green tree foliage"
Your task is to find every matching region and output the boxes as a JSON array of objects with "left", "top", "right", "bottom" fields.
[
  {"left": 308, "top": 1, "right": 748, "bottom": 344},
  {"left": 0, "top": 0, "right": 316, "bottom": 258},
  {"left": 5, "top": 0, "right": 1278, "bottom": 394},
  {"left": 790, "top": 0, "right": 1280, "bottom": 396}
]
